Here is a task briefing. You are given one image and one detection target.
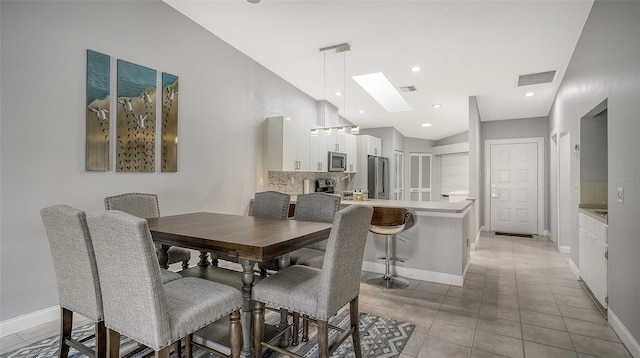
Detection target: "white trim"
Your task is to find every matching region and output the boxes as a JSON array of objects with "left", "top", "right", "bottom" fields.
[
  {"left": 470, "top": 229, "right": 481, "bottom": 251},
  {"left": 0, "top": 305, "right": 59, "bottom": 337},
  {"left": 362, "top": 261, "right": 465, "bottom": 287},
  {"left": 609, "top": 309, "right": 640, "bottom": 358},
  {"left": 559, "top": 246, "right": 571, "bottom": 254},
  {"left": 484, "top": 137, "right": 545, "bottom": 235},
  {"left": 431, "top": 142, "right": 469, "bottom": 156},
  {"left": 568, "top": 259, "right": 580, "bottom": 279}
]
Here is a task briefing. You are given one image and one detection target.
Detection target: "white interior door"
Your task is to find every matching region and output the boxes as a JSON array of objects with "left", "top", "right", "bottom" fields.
[
  {"left": 490, "top": 143, "right": 538, "bottom": 234},
  {"left": 394, "top": 150, "right": 404, "bottom": 200},
  {"left": 410, "top": 153, "right": 431, "bottom": 201}
]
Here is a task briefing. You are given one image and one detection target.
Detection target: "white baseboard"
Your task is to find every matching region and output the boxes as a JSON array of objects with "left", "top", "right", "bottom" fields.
[
  {"left": 609, "top": 309, "right": 640, "bottom": 358},
  {"left": 568, "top": 259, "right": 580, "bottom": 279},
  {"left": 470, "top": 230, "right": 482, "bottom": 251},
  {"left": 0, "top": 305, "right": 59, "bottom": 338},
  {"left": 559, "top": 245, "right": 571, "bottom": 254},
  {"left": 362, "top": 261, "right": 464, "bottom": 287},
  {"left": 543, "top": 230, "right": 551, "bottom": 237}
]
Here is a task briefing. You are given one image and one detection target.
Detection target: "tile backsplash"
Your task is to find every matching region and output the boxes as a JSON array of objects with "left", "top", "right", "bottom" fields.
[
  {"left": 580, "top": 181, "right": 608, "bottom": 207},
  {"left": 267, "top": 171, "right": 355, "bottom": 195}
]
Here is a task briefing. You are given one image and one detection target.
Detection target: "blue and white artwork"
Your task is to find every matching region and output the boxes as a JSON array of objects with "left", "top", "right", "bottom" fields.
[
  {"left": 86, "top": 49, "right": 110, "bottom": 171},
  {"left": 116, "top": 59, "right": 156, "bottom": 172},
  {"left": 161, "top": 72, "right": 179, "bottom": 172}
]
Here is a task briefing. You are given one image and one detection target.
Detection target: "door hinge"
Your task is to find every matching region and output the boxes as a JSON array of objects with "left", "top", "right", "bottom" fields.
[{"left": 605, "top": 251, "right": 608, "bottom": 259}]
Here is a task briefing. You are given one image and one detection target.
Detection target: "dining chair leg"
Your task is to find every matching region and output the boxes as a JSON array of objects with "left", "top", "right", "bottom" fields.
[
  {"left": 292, "top": 312, "right": 300, "bottom": 346},
  {"left": 107, "top": 329, "right": 120, "bottom": 358},
  {"left": 229, "top": 310, "right": 242, "bottom": 358},
  {"left": 185, "top": 334, "right": 192, "bottom": 358},
  {"left": 317, "top": 320, "right": 329, "bottom": 358},
  {"left": 350, "top": 297, "right": 363, "bottom": 358},
  {"left": 174, "top": 339, "right": 182, "bottom": 358},
  {"left": 302, "top": 315, "right": 309, "bottom": 342},
  {"left": 95, "top": 321, "right": 107, "bottom": 358},
  {"left": 58, "top": 308, "right": 72, "bottom": 358},
  {"left": 253, "top": 302, "right": 265, "bottom": 358},
  {"left": 154, "top": 346, "right": 170, "bottom": 358}
]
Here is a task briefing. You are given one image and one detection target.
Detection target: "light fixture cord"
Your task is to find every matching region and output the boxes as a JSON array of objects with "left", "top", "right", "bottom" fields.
[{"left": 343, "top": 49, "right": 346, "bottom": 126}]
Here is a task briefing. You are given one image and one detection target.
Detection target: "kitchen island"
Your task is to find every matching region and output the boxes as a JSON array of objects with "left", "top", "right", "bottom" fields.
[
  {"left": 291, "top": 196, "right": 474, "bottom": 286},
  {"left": 346, "top": 199, "right": 473, "bottom": 286}
]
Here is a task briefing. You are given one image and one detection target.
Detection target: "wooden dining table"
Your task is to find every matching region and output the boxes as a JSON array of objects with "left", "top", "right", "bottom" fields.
[{"left": 147, "top": 212, "right": 332, "bottom": 358}]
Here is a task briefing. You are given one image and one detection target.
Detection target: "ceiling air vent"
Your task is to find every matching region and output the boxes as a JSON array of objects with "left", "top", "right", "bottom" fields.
[
  {"left": 400, "top": 85, "right": 417, "bottom": 92},
  {"left": 517, "top": 70, "right": 557, "bottom": 87}
]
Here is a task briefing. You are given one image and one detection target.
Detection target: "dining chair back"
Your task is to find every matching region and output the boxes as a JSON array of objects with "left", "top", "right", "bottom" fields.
[
  {"left": 248, "top": 191, "right": 290, "bottom": 219},
  {"left": 40, "top": 205, "right": 106, "bottom": 358},
  {"left": 87, "top": 210, "right": 243, "bottom": 357},
  {"left": 252, "top": 204, "right": 373, "bottom": 358},
  {"left": 104, "top": 193, "right": 192, "bottom": 269}
]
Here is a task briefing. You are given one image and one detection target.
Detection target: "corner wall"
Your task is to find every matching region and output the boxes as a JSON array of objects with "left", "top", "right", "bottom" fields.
[
  {"left": 548, "top": 0, "right": 640, "bottom": 350},
  {"left": 0, "top": 1, "right": 318, "bottom": 323}
]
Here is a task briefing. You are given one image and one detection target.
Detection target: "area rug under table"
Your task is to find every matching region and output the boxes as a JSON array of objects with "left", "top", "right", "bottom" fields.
[{"left": 1, "top": 309, "right": 414, "bottom": 358}]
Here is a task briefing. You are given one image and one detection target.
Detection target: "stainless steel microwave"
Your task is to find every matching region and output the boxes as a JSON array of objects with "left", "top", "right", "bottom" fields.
[{"left": 328, "top": 151, "right": 347, "bottom": 172}]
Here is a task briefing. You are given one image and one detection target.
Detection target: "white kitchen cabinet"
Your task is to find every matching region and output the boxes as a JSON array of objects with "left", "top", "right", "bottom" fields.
[
  {"left": 366, "top": 135, "right": 382, "bottom": 156},
  {"left": 345, "top": 134, "right": 357, "bottom": 173},
  {"left": 309, "top": 128, "right": 327, "bottom": 172},
  {"left": 327, "top": 131, "right": 346, "bottom": 153},
  {"left": 267, "top": 116, "right": 311, "bottom": 171},
  {"left": 579, "top": 212, "right": 608, "bottom": 308}
]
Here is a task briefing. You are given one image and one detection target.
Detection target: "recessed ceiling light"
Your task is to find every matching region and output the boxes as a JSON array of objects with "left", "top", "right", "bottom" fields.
[
  {"left": 358, "top": 110, "right": 365, "bottom": 114},
  {"left": 352, "top": 72, "right": 413, "bottom": 113},
  {"left": 247, "top": 0, "right": 260, "bottom": 3},
  {"left": 335, "top": 91, "right": 342, "bottom": 96},
  {"left": 525, "top": 92, "right": 535, "bottom": 97},
  {"left": 421, "top": 123, "right": 432, "bottom": 127},
  {"left": 411, "top": 66, "right": 421, "bottom": 72},
  {"left": 432, "top": 104, "right": 441, "bottom": 108}
]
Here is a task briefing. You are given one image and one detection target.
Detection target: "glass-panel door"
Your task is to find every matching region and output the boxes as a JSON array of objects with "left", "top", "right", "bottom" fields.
[
  {"left": 409, "top": 153, "right": 432, "bottom": 201},
  {"left": 394, "top": 150, "right": 404, "bottom": 200}
]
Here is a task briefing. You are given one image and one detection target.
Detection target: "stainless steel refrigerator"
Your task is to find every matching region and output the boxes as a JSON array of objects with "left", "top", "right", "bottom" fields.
[{"left": 367, "top": 155, "right": 389, "bottom": 200}]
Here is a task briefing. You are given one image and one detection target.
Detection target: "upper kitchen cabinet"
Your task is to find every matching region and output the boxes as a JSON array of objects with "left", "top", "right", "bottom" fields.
[
  {"left": 365, "top": 135, "right": 382, "bottom": 156},
  {"left": 309, "top": 127, "right": 328, "bottom": 172},
  {"left": 267, "top": 116, "right": 310, "bottom": 171}
]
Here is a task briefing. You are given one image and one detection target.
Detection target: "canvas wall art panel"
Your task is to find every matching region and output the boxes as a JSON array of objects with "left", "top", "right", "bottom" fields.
[
  {"left": 161, "top": 73, "right": 179, "bottom": 172},
  {"left": 116, "top": 60, "right": 156, "bottom": 172},
  {"left": 86, "top": 49, "right": 110, "bottom": 171}
]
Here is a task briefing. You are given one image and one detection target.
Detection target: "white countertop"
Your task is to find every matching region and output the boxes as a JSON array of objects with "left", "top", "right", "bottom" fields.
[
  {"left": 291, "top": 195, "right": 473, "bottom": 213},
  {"left": 579, "top": 207, "right": 608, "bottom": 225}
]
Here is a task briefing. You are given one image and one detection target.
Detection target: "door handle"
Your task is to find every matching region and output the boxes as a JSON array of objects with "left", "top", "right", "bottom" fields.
[{"left": 491, "top": 193, "right": 499, "bottom": 198}]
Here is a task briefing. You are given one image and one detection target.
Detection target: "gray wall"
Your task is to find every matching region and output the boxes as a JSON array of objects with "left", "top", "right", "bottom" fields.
[
  {"left": 548, "top": 0, "right": 640, "bottom": 344},
  {"left": 0, "top": 1, "right": 319, "bottom": 321},
  {"left": 435, "top": 131, "right": 469, "bottom": 146},
  {"left": 468, "top": 97, "right": 481, "bottom": 237},
  {"left": 480, "top": 116, "right": 549, "bottom": 230},
  {"left": 580, "top": 111, "right": 608, "bottom": 182}
]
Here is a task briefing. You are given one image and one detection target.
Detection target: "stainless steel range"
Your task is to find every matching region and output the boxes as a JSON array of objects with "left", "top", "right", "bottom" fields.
[{"left": 315, "top": 179, "right": 336, "bottom": 194}]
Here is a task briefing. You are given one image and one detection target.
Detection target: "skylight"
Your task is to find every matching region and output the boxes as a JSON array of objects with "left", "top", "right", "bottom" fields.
[{"left": 352, "top": 72, "right": 412, "bottom": 113}]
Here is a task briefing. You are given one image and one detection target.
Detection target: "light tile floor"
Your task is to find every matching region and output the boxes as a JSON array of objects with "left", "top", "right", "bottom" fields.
[{"left": 0, "top": 232, "right": 633, "bottom": 357}]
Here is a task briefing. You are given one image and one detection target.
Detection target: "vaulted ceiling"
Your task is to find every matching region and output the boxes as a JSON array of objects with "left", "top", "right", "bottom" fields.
[{"left": 165, "top": 0, "right": 593, "bottom": 140}]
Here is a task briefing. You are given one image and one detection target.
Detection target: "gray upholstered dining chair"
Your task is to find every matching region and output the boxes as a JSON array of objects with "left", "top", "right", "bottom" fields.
[
  {"left": 367, "top": 207, "right": 416, "bottom": 289},
  {"left": 104, "top": 193, "right": 192, "bottom": 269},
  {"left": 249, "top": 191, "right": 291, "bottom": 219},
  {"left": 258, "top": 192, "right": 340, "bottom": 276},
  {"left": 86, "top": 210, "right": 243, "bottom": 358},
  {"left": 40, "top": 205, "right": 183, "bottom": 358},
  {"left": 252, "top": 205, "right": 373, "bottom": 358}
]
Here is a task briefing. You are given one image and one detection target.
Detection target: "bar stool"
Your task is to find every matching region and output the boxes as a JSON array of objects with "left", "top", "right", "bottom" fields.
[{"left": 367, "top": 207, "right": 415, "bottom": 289}]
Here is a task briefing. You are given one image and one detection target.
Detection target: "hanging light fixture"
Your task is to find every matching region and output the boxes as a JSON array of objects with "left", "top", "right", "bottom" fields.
[{"left": 312, "top": 43, "right": 359, "bottom": 136}]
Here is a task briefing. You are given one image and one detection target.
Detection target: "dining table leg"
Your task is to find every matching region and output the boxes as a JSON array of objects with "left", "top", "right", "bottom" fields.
[
  {"left": 278, "top": 254, "right": 291, "bottom": 348},
  {"left": 239, "top": 259, "right": 255, "bottom": 358},
  {"left": 157, "top": 245, "right": 170, "bottom": 269}
]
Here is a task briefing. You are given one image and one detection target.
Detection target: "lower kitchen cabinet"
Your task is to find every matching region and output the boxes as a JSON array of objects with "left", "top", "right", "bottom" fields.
[{"left": 579, "top": 212, "right": 608, "bottom": 308}]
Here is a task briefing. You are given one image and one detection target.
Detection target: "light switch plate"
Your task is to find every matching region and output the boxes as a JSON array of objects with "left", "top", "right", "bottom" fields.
[{"left": 617, "top": 187, "right": 624, "bottom": 203}]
